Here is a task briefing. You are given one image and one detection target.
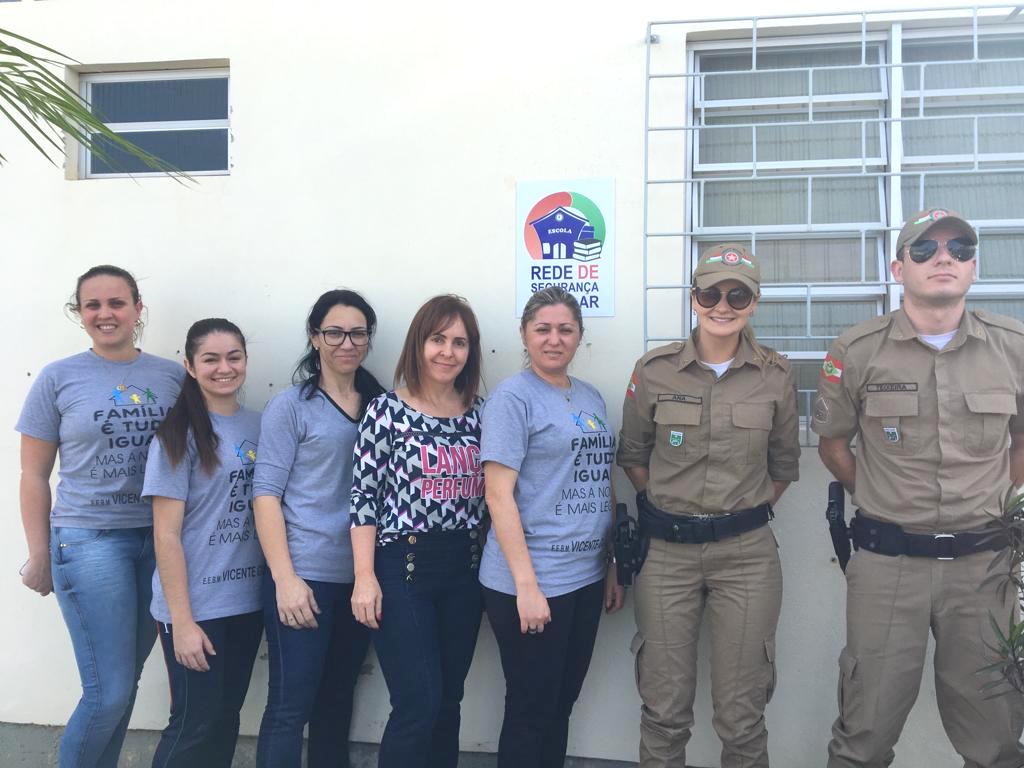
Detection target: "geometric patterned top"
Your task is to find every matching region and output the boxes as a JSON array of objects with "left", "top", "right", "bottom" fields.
[{"left": 350, "top": 390, "right": 487, "bottom": 546}]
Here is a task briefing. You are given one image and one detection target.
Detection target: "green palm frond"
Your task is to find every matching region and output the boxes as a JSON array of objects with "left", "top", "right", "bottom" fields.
[
  {"left": 0, "top": 26, "right": 187, "bottom": 179},
  {"left": 982, "top": 484, "right": 1024, "bottom": 697}
]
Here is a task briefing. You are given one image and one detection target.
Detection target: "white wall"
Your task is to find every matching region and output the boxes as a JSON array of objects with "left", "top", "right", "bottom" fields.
[{"left": 0, "top": 1, "right": 980, "bottom": 764}]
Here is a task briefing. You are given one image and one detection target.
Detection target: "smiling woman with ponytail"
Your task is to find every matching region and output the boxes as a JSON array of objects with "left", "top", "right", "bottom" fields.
[{"left": 143, "top": 318, "right": 264, "bottom": 768}]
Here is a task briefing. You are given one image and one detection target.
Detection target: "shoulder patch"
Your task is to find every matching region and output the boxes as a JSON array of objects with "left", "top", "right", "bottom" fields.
[
  {"left": 835, "top": 314, "right": 891, "bottom": 347},
  {"left": 974, "top": 309, "right": 1024, "bottom": 336},
  {"left": 639, "top": 342, "right": 683, "bottom": 366}
]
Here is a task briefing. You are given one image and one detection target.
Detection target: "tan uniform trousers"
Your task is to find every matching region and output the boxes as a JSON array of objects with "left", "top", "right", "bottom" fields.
[
  {"left": 827, "top": 549, "right": 1024, "bottom": 768},
  {"left": 632, "top": 523, "right": 782, "bottom": 768}
]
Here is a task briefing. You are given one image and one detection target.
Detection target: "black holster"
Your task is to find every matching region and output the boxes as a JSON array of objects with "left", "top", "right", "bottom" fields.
[
  {"left": 612, "top": 502, "right": 648, "bottom": 586},
  {"left": 825, "top": 481, "right": 851, "bottom": 572}
]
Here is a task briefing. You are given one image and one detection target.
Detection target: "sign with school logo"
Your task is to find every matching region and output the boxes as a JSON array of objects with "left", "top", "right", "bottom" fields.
[
  {"left": 669, "top": 430, "right": 684, "bottom": 447},
  {"left": 516, "top": 178, "right": 615, "bottom": 317}
]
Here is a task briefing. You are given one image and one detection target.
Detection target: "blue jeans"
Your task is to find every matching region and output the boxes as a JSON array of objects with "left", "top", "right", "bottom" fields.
[
  {"left": 373, "top": 530, "right": 484, "bottom": 768},
  {"left": 152, "top": 611, "right": 264, "bottom": 768},
  {"left": 50, "top": 526, "right": 157, "bottom": 768},
  {"left": 256, "top": 575, "right": 370, "bottom": 768}
]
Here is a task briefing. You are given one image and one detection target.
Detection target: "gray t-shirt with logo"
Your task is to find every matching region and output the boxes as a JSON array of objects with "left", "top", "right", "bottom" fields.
[
  {"left": 16, "top": 350, "right": 183, "bottom": 529},
  {"left": 479, "top": 370, "right": 615, "bottom": 597},
  {"left": 143, "top": 408, "right": 265, "bottom": 623},
  {"left": 253, "top": 385, "right": 360, "bottom": 583}
]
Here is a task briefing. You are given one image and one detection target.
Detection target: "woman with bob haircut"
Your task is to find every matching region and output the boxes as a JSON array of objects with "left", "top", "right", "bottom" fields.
[
  {"left": 16, "top": 265, "right": 182, "bottom": 768},
  {"left": 350, "top": 294, "right": 487, "bottom": 768},
  {"left": 253, "top": 289, "right": 385, "bottom": 768},
  {"left": 143, "top": 318, "right": 264, "bottom": 768},
  {"left": 480, "top": 286, "right": 624, "bottom": 768}
]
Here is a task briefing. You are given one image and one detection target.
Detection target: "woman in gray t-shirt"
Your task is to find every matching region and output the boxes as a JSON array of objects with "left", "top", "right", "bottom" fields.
[
  {"left": 16, "top": 265, "right": 182, "bottom": 768},
  {"left": 144, "top": 318, "right": 264, "bottom": 768},
  {"left": 480, "top": 287, "right": 624, "bottom": 768}
]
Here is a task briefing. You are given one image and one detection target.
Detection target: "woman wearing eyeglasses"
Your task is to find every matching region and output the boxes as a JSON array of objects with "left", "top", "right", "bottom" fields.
[
  {"left": 253, "top": 290, "right": 384, "bottom": 768},
  {"left": 617, "top": 244, "right": 800, "bottom": 768}
]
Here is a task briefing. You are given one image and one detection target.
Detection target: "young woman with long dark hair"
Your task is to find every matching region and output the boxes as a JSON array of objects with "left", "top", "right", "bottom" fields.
[
  {"left": 143, "top": 318, "right": 264, "bottom": 768},
  {"left": 17, "top": 265, "right": 182, "bottom": 768},
  {"left": 253, "top": 289, "right": 384, "bottom": 768}
]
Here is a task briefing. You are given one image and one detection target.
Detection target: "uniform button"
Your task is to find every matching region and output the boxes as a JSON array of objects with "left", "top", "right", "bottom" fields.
[
  {"left": 471, "top": 554, "right": 480, "bottom": 562},
  {"left": 406, "top": 553, "right": 415, "bottom": 562},
  {"left": 406, "top": 563, "right": 416, "bottom": 572},
  {"left": 469, "top": 531, "right": 479, "bottom": 540},
  {"left": 408, "top": 535, "right": 417, "bottom": 545},
  {"left": 868, "top": 543, "right": 876, "bottom": 549},
  {"left": 470, "top": 544, "right": 480, "bottom": 553}
]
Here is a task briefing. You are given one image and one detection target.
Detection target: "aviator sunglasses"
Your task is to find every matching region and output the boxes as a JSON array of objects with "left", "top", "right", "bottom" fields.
[
  {"left": 692, "top": 285, "right": 755, "bottom": 310},
  {"left": 905, "top": 238, "right": 976, "bottom": 264}
]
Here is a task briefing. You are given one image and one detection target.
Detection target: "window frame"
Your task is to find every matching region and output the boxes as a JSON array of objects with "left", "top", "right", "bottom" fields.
[{"left": 78, "top": 67, "right": 231, "bottom": 179}]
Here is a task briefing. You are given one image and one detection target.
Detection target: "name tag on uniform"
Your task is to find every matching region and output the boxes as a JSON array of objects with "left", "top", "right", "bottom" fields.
[
  {"left": 866, "top": 383, "right": 919, "bottom": 393},
  {"left": 883, "top": 426, "right": 900, "bottom": 443},
  {"left": 658, "top": 394, "right": 703, "bottom": 405}
]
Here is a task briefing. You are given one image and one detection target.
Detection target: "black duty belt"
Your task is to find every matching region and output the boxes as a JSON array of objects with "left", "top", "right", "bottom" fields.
[
  {"left": 850, "top": 512, "right": 1008, "bottom": 560},
  {"left": 637, "top": 492, "right": 773, "bottom": 544}
]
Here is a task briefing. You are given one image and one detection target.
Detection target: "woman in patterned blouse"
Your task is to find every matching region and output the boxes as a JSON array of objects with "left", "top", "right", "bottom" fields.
[{"left": 350, "top": 294, "right": 486, "bottom": 768}]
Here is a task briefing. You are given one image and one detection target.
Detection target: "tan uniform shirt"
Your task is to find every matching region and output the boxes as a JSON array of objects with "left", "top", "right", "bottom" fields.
[
  {"left": 617, "top": 330, "right": 801, "bottom": 516},
  {"left": 812, "top": 308, "right": 1024, "bottom": 531}
]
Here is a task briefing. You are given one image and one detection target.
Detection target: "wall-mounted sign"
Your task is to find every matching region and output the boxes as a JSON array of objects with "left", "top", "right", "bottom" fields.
[{"left": 516, "top": 178, "right": 615, "bottom": 317}]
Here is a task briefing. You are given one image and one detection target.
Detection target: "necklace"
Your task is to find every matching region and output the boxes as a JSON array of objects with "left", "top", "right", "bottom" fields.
[{"left": 562, "top": 379, "right": 574, "bottom": 403}]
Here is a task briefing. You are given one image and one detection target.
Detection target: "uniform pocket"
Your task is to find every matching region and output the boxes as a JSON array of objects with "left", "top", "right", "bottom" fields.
[
  {"left": 732, "top": 402, "right": 774, "bottom": 464},
  {"left": 836, "top": 648, "right": 861, "bottom": 726},
  {"left": 964, "top": 392, "right": 1016, "bottom": 457},
  {"left": 654, "top": 401, "right": 704, "bottom": 458},
  {"left": 764, "top": 637, "right": 777, "bottom": 703},
  {"left": 630, "top": 631, "right": 646, "bottom": 688},
  {"left": 864, "top": 392, "right": 918, "bottom": 453}
]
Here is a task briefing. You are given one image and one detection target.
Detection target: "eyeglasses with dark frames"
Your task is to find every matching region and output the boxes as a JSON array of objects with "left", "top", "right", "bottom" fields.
[
  {"left": 692, "top": 286, "right": 755, "bottom": 310},
  {"left": 316, "top": 327, "right": 370, "bottom": 347},
  {"left": 905, "top": 238, "right": 976, "bottom": 264}
]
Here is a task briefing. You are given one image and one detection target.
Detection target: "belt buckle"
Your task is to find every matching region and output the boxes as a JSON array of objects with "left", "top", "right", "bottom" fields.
[{"left": 934, "top": 533, "right": 956, "bottom": 560}]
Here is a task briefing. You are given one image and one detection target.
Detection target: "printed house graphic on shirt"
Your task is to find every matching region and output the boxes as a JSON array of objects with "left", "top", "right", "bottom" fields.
[
  {"left": 529, "top": 206, "right": 602, "bottom": 262},
  {"left": 108, "top": 384, "right": 157, "bottom": 405},
  {"left": 573, "top": 411, "right": 608, "bottom": 433},
  {"left": 234, "top": 440, "right": 258, "bottom": 465}
]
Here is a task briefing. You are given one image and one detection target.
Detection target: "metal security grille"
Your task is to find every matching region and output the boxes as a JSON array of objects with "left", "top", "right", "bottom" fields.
[{"left": 643, "top": 5, "right": 1024, "bottom": 441}]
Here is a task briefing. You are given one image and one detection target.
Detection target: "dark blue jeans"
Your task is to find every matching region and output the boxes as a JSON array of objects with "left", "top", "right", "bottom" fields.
[
  {"left": 256, "top": 576, "right": 370, "bottom": 768},
  {"left": 50, "top": 526, "right": 156, "bottom": 768},
  {"left": 152, "top": 611, "right": 264, "bottom": 768},
  {"left": 373, "top": 530, "right": 484, "bottom": 768}
]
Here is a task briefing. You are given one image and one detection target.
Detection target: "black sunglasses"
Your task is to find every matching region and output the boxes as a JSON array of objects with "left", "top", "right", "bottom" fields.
[
  {"left": 905, "top": 238, "right": 976, "bottom": 264},
  {"left": 692, "top": 286, "right": 755, "bottom": 310}
]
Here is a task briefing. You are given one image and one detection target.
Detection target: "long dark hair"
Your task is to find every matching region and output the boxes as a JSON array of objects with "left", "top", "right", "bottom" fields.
[
  {"left": 293, "top": 289, "right": 384, "bottom": 410},
  {"left": 394, "top": 294, "right": 482, "bottom": 408},
  {"left": 157, "top": 318, "right": 246, "bottom": 474}
]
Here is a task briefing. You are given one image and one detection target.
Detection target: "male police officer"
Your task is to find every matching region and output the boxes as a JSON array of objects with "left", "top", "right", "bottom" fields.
[{"left": 813, "top": 208, "right": 1024, "bottom": 767}]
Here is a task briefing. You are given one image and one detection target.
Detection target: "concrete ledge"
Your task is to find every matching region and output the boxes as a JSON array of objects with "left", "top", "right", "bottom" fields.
[{"left": 0, "top": 722, "right": 646, "bottom": 768}]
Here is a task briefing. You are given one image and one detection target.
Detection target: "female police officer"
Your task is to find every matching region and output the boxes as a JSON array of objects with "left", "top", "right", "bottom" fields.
[{"left": 617, "top": 244, "right": 800, "bottom": 768}]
